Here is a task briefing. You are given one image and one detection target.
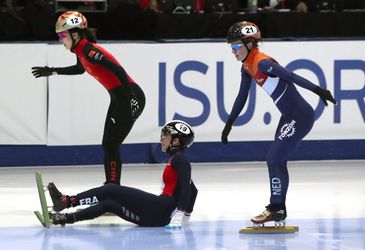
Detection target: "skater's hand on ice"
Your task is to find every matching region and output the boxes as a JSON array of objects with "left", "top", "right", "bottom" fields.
[
  {"left": 129, "top": 95, "right": 140, "bottom": 121},
  {"left": 221, "top": 119, "right": 233, "bottom": 144},
  {"left": 165, "top": 210, "right": 184, "bottom": 229},
  {"left": 31, "top": 66, "right": 55, "bottom": 78},
  {"left": 313, "top": 86, "right": 337, "bottom": 106}
]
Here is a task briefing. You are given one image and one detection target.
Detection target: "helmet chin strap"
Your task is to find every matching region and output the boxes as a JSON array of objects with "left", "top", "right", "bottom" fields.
[
  {"left": 241, "top": 41, "right": 252, "bottom": 62},
  {"left": 166, "top": 137, "right": 182, "bottom": 153},
  {"left": 69, "top": 30, "right": 82, "bottom": 50},
  {"left": 166, "top": 144, "right": 180, "bottom": 153}
]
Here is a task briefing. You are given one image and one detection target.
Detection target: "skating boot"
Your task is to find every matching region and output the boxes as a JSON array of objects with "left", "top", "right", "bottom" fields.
[
  {"left": 48, "top": 182, "right": 68, "bottom": 212},
  {"left": 251, "top": 205, "right": 287, "bottom": 227}
]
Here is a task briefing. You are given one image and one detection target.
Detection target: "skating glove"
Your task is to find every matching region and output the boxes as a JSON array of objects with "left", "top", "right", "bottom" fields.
[
  {"left": 221, "top": 119, "right": 233, "bottom": 144},
  {"left": 182, "top": 212, "right": 191, "bottom": 223},
  {"left": 313, "top": 86, "right": 337, "bottom": 106},
  {"left": 51, "top": 212, "right": 67, "bottom": 226},
  {"left": 31, "top": 66, "right": 55, "bottom": 78},
  {"left": 130, "top": 95, "right": 140, "bottom": 121},
  {"left": 165, "top": 210, "right": 184, "bottom": 229}
]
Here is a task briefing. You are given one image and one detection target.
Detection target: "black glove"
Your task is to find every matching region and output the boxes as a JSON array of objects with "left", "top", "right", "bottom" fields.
[
  {"left": 130, "top": 96, "right": 140, "bottom": 121},
  {"left": 221, "top": 119, "right": 233, "bottom": 144},
  {"left": 31, "top": 66, "right": 55, "bottom": 78},
  {"left": 313, "top": 86, "right": 337, "bottom": 106}
]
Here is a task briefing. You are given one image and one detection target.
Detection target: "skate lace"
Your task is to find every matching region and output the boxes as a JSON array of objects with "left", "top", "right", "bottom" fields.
[{"left": 262, "top": 209, "right": 271, "bottom": 216}]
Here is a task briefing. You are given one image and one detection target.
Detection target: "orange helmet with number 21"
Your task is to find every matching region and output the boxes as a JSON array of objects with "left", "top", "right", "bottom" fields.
[
  {"left": 55, "top": 11, "right": 88, "bottom": 33},
  {"left": 227, "top": 21, "right": 261, "bottom": 43}
]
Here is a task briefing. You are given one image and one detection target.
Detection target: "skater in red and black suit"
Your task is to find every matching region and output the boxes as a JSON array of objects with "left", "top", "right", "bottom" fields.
[
  {"left": 222, "top": 21, "right": 336, "bottom": 225},
  {"left": 48, "top": 120, "right": 198, "bottom": 228},
  {"left": 31, "top": 11, "right": 145, "bottom": 185}
]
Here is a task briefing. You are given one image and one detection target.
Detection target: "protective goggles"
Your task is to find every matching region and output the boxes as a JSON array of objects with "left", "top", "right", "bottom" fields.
[
  {"left": 57, "top": 32, "right": 68, "bottom": 39},
  {"left": 230, "top": 43, "right": 245, "bottom": 50}
]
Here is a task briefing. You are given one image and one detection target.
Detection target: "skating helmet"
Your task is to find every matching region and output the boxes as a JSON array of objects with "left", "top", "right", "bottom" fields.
[
  {"left": 227, "top": 21, "right": 261, "bottom": 43},
  {"left": 55, "top": 11, "right": 88, "bottom": 33},
  {"left": 161, "top": 120, "right": 195, "bottom": 149}
]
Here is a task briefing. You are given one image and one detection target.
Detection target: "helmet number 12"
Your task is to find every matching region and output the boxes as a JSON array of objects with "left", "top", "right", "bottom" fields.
[
  {"left": 66, "top": 17, "right": 81, "bottom": 26},
  {"left": 70, "top": 18, "right": 80, "bottom": 24}
]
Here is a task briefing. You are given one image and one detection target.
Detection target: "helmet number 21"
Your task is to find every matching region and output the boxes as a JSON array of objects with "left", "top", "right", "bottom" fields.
[{"left": 242, "top": 26, "right": 257, "bottom": 35}]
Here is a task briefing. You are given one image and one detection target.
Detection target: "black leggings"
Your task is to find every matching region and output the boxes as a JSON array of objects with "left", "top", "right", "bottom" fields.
[
  {"left": 102, "top": 84, "right": 145, "bottom": 184},
  {"left": 72, "top": 184, "right": 176, "bottom": 226}
]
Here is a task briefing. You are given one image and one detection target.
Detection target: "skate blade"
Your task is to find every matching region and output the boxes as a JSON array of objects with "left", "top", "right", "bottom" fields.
[
  {"left": 35, "top": 172, "right": 51, "bottom": 228},
  {"left": 239, "top": 226, "right": 299, "bottom": 234},
  {"left": 34, "top": 211, "right": 46, "bottom": 227}
]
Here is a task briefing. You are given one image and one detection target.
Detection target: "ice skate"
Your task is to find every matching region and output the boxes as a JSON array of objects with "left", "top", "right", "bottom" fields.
[
  {"left": 240, "top": 206, "right": 298, "bottom": 234},
  {"left": 250, "top": 207, "right": 287, "bottom": 227},
  {"left": 48, "top": 182, "right": 68, "bottom": 212}
]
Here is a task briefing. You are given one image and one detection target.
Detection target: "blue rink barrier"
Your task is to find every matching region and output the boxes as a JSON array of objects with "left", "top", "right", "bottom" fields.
[{"left": 0, "top": 139, "right": 364, "bottom": 167}]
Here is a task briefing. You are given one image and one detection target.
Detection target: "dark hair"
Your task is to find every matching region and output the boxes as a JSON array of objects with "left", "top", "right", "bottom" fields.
[
  {"left": 69, "top": 27, "right": 97, "bottom": 43},
  {"left": 242, "top": 37, "right": 261, "bottom": 48},
  {"left": 84, "top": 28, "right": 97, "bottom": 43}
]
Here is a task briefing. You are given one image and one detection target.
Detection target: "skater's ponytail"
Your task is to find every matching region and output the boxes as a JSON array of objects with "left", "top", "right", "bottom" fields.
[{"left": 84, "top": 28, "right": 97, "bottom": 43}]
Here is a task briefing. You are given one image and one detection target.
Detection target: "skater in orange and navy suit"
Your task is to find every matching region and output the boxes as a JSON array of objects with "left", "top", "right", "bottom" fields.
[
  {"left": 221, "top": 21, "right": 336, "bottom": 225},
  {"left": 31, "top": 11, "right": 145, "bottom": 185}
]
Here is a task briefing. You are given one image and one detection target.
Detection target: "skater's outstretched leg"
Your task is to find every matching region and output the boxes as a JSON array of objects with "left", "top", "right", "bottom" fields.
[{"left": 48, "top": 182, "right": 71, "bottom": 212}]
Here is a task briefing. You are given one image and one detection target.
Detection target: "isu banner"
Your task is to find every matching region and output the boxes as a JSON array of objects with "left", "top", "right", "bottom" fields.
[
  {"left": 47, "top": 41, "right": 365, "bottom": 145},
  {"left": 0, "top": 41, "right": 364, "bottom": 146},
  {"left": 0, "top": 43, "right": 48, "bottom": 145}
]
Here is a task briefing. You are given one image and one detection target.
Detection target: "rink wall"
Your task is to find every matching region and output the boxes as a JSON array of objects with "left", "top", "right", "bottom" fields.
[{"left": 0, "top": 41, "right": 364, "bottom": 166}]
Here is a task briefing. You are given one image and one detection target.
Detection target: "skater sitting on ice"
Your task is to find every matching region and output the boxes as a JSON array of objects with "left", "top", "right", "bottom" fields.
[
  {"left": 221, "top": 21, "right": 336, "bottom": 226},
  {"left": 48, "top": 120, "right": 198, "bottom": 228}
]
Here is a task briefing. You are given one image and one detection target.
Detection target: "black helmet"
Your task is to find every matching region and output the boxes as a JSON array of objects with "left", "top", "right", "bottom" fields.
[
  {"left": 227, "top": 21, "right": 261, "bottom": 43},
  {"left": 161, "top": 120, "right": 194, "bottom": 149}
]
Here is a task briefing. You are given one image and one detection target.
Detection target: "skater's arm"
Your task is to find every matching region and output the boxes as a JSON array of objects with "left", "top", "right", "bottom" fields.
[
  {"left": 221, "top": 70, "right": 251, "bottom": 144},
  {"left": 31, "top": 58, "right": 85, "bottom": 78},
  {"left": 258, "top": 59, "right": 336, "bottom": 105},
  {"left": 185, "top": 181, "right": 198, "bottom": 214},
  {"left": 53, "top": 58, "right": 85, "bottom": 75},
  {"left": 227, "top": 70, "right": 252, "bottom": 123},
  {"left": 171, "top": 153, "right": 192, "bottom": 212},
  {"left": 258, "top": 59, "right": 317, "bottom": 91}
]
